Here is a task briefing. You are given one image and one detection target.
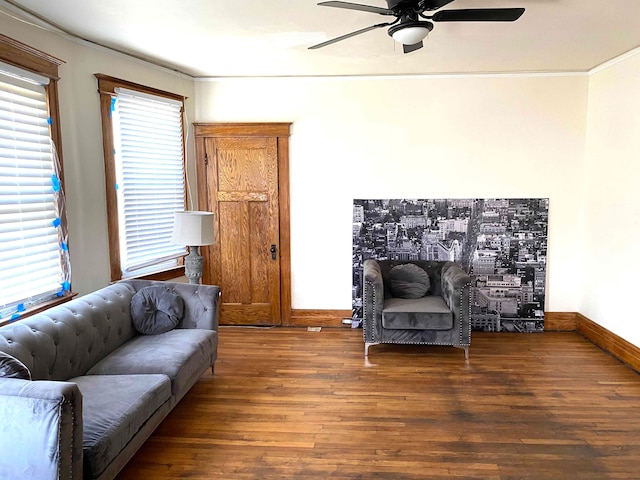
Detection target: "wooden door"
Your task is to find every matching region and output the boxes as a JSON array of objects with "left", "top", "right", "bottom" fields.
[{"left": 195, "top": 124, "right": 291, "bottom": 326}]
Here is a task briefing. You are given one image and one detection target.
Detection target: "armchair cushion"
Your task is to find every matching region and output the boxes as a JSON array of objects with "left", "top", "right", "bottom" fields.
[
  {"left": 387, "top": 263, "right": 430, "bottom": 299},
  {"left": 382, "top": 296, "right": 453, "bottom": 330}
]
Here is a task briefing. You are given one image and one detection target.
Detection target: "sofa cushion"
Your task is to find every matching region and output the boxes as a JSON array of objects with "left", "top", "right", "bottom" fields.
[
  {"left": 387, "top": 264, "right": 430, "bottom": 299},
  {"left": 86, "top": 329, "right": 216, "bottom": 399},
  {"left": 0, "top": 351, "right": 31, "bottom": 380},
  {"left": 382, "top": 296, "right": 453, "bottom": 330},
  {"left": 131, "top": 285, "right": 184, "bottom": 335},
  {"left": 70, "top": 374, "right": 171, "bottom": 479}
]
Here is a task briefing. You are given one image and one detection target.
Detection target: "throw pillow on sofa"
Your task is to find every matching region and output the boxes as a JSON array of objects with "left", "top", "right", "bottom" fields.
[
  {"left": 388, "top": 263, "right": 431, "bottom": 299},
  {"left": 131, "top": 285, "right": 184, "bottom": 335},
  {"left": 0, "top": 351, "right": 31, "bottom": 380}
]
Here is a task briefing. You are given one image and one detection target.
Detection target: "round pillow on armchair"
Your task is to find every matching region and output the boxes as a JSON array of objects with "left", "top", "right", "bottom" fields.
[
  {"left": 130, "top": 285, "right": 184, "bottom": 335},
  {"left": 388, "top": 263, "right": 431, "bottom": 299}
]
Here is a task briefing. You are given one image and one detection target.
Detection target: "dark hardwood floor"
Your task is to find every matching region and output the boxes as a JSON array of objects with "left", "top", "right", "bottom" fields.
[{"left": 118, "top": 328, "right": 640, "bottom": 479}]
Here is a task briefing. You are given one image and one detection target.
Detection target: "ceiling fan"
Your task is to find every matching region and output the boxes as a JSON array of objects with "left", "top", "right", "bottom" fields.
[{"left": 309, "top": 0, "right": 525, "bottom": 53}]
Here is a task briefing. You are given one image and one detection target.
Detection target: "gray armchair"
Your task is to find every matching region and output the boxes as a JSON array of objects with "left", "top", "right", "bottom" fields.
[{"left": 363, "top": 259, "right": 472, "bottom": 359}]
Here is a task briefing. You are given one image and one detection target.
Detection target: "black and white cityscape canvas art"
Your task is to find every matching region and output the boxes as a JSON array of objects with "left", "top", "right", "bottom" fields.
[{"left": 352, "top": 198, "right": 549, "bottom": 333}]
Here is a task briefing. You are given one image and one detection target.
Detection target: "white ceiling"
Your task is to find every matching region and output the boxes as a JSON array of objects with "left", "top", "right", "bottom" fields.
[{"left": 2, "top": 0, "right": 640, "bottom": 77}]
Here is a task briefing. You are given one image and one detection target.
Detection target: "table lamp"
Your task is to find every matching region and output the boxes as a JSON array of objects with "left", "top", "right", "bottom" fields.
[{"left": 171, "top": 211, "right": 215, "bottom": 284}]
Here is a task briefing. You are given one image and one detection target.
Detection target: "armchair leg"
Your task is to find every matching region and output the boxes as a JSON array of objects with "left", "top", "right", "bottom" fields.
[
  {"left": 454, "top": 345, "right": 469, "bottom": 361},
  {"left": 365, "top": 342, "right": 379, "bottom": 357}
]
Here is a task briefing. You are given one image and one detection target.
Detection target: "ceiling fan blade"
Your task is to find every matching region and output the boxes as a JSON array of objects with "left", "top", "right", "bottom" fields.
[
  {"left": 309, "top": 22, "right": 391, "bottom": 49},
  {"left": 419, "top": 0, "right": 455, "bottom": 11},
  {"left": 403, "top": 41, "right": 423, "bottom": 54},
  {"left": 432, "top": 8, "right": 525, "bottom": 22},
  {"left": 317, "top": 1, "right": 393, "bottom": 15}
]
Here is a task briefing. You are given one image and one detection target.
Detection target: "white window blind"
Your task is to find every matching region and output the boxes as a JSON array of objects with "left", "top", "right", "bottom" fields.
[
  {"left": 112, "top": 87, "right": 186, "bottom": 276},
  {"left": 0, "top": 69, "right": 69, "bottom": 321}
]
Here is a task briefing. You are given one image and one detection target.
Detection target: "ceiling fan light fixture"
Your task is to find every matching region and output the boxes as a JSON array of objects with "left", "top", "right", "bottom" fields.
[{"left": 388, "top": 21, "right": 433, "bottom": 45}]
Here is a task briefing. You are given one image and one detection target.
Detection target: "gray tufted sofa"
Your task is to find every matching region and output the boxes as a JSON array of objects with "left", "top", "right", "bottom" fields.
[{"left": 0, "top": 279, "right": 220, "bottom": 480}]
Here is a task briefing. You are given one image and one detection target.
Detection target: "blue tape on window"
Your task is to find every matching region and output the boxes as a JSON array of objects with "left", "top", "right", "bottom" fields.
[
  {"left": 10, "top": 313, "right": 20, "bottom": 322},
  {"left": 61, "top": 242, "right": 69, "bottom": 251},
  {"left": 111, "top": 97, "right": 116, "bottom": 112},
  {"left": 52, "top": 217, "right": 61, "bottom": 228},
  {"left": 62, "top": 281, "right": 71, "bottom": 291},
  {"left": 115, "top": 183, "right": 119, "bottom": 190},
  {"left": 17, "top": 304, "right": 25, "bottom": 312},
  {"left": 47, "top": 117, "right": 52, "bottom": 125},
  {"left": 51, "top": 174, "right": 61, "bottom": 192}
]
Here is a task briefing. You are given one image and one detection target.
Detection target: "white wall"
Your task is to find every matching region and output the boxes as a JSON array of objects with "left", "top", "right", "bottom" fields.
[
  {"left": 10, "top": 13, "right": 628, "bottom": 344},
  {"left": 0, "top": 15, "right": 196, "bottom": 295},
  {"left": 195, "top": 74, "right": 588, "bottom": 312},
  {"left": 583, "top": 52, "right": 640, "bottom": 346}
]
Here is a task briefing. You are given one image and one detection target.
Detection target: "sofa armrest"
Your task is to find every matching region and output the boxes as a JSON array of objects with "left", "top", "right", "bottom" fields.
[
  {"left": 363, "top": 259, "right": 385, "bottom": 344},
  {"left": 0, "top": 378, "right": 83, "bottom": 480},
  {"left": 171, "top": 282, "right": 220, "bottom": 331},
  {"left": 121, "top": 280, "right": 220, "bottom": 331},
  {"left": 440, "top": 262, "right": 472, "bottom": 345}
]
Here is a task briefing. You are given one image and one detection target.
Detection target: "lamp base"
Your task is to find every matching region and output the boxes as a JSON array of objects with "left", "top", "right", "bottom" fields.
[{"left": 184, "top": 246, "right": 204, "bottom": 284}]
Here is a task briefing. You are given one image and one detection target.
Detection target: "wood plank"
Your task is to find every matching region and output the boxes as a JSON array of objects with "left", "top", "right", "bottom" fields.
[
  {"left": 95, "top": 74, "right": 185, "bottom": 102},
  {"left": 544, "top": 311, "right": 578, "bottom": 331},
  {"left": 277, "top": 136, "right": 292, "bottom": 326},
  {"left": 218, "top": 191, "right": 268, "bottom": 202},
  {"left": 119, "top": 328, "right": 640, "bottom": 480},
  {"left": 0, "top": 33, "right": 64, "bottom": 79},
  {"left": 218, "top": 202, "right": 247, "bottom": 303},
  {"left": 288, "top": 309, "right": 353, "bottom": 327},
  {"left": 220, "top": 304, "right": 273, "bottom": 325},
  {"left": 249, "top": 202, "right": 270, "bottom": 304},
  {"left": 194, "top": 123, "right": 291, "bottom": 138},
  {"left": 96, "top": 85, "right": 122, "bottom": 281},
  {"left": 201, "top": 137, "right": 220, "bottom": 286}
]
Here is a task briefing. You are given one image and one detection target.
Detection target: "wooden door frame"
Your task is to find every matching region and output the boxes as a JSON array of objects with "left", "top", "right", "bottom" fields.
[{"left": 194, "top": 123, "right": 292, "bottom": 325}]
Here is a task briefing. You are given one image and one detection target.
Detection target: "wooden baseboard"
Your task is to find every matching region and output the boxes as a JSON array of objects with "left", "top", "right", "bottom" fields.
[
  {"left": 287, "top": 311, "right": 583, "bottom": 331},
  {"left": 545, "top": 311, "right": 640, "bottom": 372},
  {"left": 544, "top": 312, "right": 578, "bottom": 331},
  {"left": 285, "top": 309, "right": 640, "bottom": 372},
  {"left": 288, "top": 311, "right": 578, "bottom": 330},
  {"left": 576, "top": 313, "right": 640, "bottom": 373},
  {"left": 289, "top": 311, "right": 579, "bottom": 330},
  {"left": 287, "top": 309, "right": 352, "bottom": 327},
  {"left": 286, "top": 310, "right": 578, "bottom": 330}
]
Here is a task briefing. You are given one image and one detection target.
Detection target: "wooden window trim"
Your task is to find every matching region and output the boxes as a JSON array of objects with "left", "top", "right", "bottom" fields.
[
  {"left": 123, "top": 266, "right": 185, "bottom": 282},
  {"left": 0, "top": 33, "right": 65, "bottom": 179},
  {"left": 95, "top": 74, "right": 188, "bottom": 281},
  {"left": 0, "top": 34, "right": 72, "bottom": 323},
  {"left": 0, "top": 293, "right": 76, "bottom": 327}
]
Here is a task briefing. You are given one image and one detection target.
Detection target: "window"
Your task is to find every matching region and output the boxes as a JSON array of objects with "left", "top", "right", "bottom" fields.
[
  {"left": 96, "top": 75, "right": 187, "bottom": 281},
  {"left": 0, "top": 34, "right": 68, "bottom": 323}
]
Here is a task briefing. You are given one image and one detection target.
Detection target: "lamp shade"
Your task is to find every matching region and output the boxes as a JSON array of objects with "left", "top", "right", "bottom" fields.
[
  {"left": 171, "top": 211, "right": 215, "bottom": 246},
  {"left": 389, "top": 21, "right": 433, "bottom": 45}
]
